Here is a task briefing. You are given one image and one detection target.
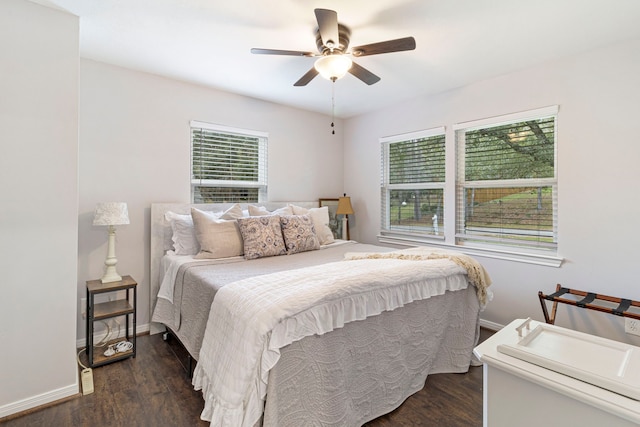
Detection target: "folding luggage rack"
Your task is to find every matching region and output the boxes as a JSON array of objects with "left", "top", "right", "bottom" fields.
[{"left": 538, "top": 284, "right": 640, "bottom": 325}]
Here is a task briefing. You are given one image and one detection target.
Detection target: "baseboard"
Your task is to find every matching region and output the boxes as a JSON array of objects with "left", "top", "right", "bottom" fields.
[
  {"left": 479, "top": 318, "right": 504, "bottom": 331},
  {"left": 76, "top": 322, "right": 150, "bottom": 348},
  {"left": 0, "top": 384, "right": 79, "bottom": 420}
]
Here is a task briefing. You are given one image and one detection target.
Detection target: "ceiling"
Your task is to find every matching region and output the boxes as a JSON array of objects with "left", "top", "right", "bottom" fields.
[{"left": 33, "top": 0, "right": 640, "bottom": 118}]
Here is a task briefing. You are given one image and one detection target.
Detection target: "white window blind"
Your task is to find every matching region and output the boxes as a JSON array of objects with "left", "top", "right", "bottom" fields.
[
  {"left": 380, "top": 128, "right": 446, "bottom": 238},
  {"left": 190, "top": 121, "right": 267, "bottom": 203},
  {"left": 455, "top": 107, "right": 558, "bottom": 251}
]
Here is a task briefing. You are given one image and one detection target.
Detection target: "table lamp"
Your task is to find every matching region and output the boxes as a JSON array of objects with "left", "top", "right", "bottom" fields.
[
  {"left": 336, "top": 194, "right": 354, "bottom": 240},
  {"left": 93, "top": 202, "right": 130, "bottom": 283}
]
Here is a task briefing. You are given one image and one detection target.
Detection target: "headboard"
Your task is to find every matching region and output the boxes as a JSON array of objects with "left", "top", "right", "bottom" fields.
[{"left": 149, "top": 201, "right": 319, "bottom": 334}]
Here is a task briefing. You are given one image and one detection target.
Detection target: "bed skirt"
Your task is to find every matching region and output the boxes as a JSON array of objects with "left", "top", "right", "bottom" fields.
[{"left": 261, "top": 285, "right": 480, "bottom": 426}]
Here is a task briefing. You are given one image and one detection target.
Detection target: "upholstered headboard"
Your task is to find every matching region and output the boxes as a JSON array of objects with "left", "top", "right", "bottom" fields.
[{"left": 149, "top": 201, "right": 319, "bottom": 334}]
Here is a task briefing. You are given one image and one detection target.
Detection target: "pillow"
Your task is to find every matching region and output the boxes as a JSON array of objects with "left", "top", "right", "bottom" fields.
[
  {"left": 220, "top": 203, "right": 244, "bottom": 220},
  {"left": 164, "top": 211, "right": 190, "bottom": 254},
  {"left": 165, "top": 210, "right": 220, "bottom": 255},
  {"left": 289, "top": 205, "right": 335, "bottom": 245},
  {"left": 280, "top": 214, "right": 320, "bottom": 254},
  {"left": 191, "top": 208, "right": 244, "bottom": 259},
  {"left": 247, "top": 205, "right": 294, "bottom": 217},
  {"left": 237, "top": 215, "right": 287, "bottom": 260}
]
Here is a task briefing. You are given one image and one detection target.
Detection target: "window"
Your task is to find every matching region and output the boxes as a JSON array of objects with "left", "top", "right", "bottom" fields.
[
  {"left": 190, "top": 121, "right": 267, "bottom": 203},
  {"left": 379, "top": 106, "right": 560, "bottom": 265},
  {"left": 455, "top": 106, "right": 557, "bottom": 251},
  {"left": 380, "top": 128, "right": 446, "bottom": 238}
]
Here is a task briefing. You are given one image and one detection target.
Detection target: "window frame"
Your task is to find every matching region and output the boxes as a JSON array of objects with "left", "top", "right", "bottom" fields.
[
  {"left": 190, "top": 120, "right": 268, "bottom": 204},
  {"left": 380, "top": 127, "right": 446, "bottom": 239},
  {"left": 454, "top": 106, "right": 559, "bottom": 252},
  {"left": 377, "top": 107, "right": 563, "bottom": 267}
]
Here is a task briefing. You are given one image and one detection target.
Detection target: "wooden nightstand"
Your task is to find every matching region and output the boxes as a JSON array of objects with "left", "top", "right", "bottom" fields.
[{"left": 86, "top": 275, "right": 137, "bottom": 367}]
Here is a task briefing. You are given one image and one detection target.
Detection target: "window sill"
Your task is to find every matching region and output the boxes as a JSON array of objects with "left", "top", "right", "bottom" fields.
[{"left": 377, "top": 234, "right": 564, "bottom": 268}]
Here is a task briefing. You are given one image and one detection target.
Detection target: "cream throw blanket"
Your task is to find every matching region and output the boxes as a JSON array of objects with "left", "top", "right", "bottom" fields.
[
  {"left": 192, "top": 247, "right": 490, "bottom": 426},
  {"left": 343, "top": 246, "right": 492, "bottom": 306}
]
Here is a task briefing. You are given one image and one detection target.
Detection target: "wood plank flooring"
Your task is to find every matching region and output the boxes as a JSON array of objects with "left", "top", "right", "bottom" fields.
[{"left": 2, "top": 328, "right": 493, "bottom": 426}]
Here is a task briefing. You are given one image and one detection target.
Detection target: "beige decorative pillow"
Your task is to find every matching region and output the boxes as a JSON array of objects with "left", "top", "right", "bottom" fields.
[
  {"left": 237, "top": 215, "right": 287, "bottom": 260},
  {"left": 165, "top": 210, "right": 221, "bottom": 255},
  {"left": 220, "top": 203, "right": 244, "bottom": 220},
  {"left": 289, "top": 205, "right": 335, "bottom": 245},
  {"left": 247, "top": 205, "right": 294, "bottom": 217},
  {"left": 280, "top": 214, "right": 320, "bottom": 254},
  {"left": 191, "top": 208, "right": 244, "bottom": 259}
]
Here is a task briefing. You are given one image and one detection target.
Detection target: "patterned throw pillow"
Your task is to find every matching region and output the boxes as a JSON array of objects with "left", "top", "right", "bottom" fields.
[
  {"left": 237, "top": 215, "right": 287, "bottom": 260},
  {"left": 280, "top": 214, "right": 321, "bottom": 254},
  {"left": 289, "top": 205, "right": 335, "bottom": 245}
]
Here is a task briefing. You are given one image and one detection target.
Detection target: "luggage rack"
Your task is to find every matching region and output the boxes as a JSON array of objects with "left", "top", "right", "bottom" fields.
[{"left": 538, "top": 284, "right": 640, "bottom": 325}]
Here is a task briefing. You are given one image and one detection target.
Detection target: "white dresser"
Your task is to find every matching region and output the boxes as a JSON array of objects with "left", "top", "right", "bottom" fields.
[{"left": 473, "top": 318, "right": 640, "bottom": 427}]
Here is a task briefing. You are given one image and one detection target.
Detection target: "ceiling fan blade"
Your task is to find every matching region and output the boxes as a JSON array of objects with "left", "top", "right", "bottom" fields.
[
  {"left": 351, "top": 37, "right": 416, "bottom": 57},
  {"left": 349, "top": 62, "right": 381, "bottom": 85},
  {"left": 294, "top": 67, "right": 319, "bottom": 86},
  {"left": 314, "top": 9, "right": 339, "bottom": 50},
  {"left": 251, "top": 48, "right": 315, "bottom": 57}
]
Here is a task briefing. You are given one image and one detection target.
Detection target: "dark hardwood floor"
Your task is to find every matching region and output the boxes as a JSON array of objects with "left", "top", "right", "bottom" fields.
[{"left": 2, "top": 329, "right": 493, "bottom": 426}]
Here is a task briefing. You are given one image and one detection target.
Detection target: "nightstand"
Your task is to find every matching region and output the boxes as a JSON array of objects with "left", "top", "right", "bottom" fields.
[{"left": 86, "top": 275, "right": 137, "bottom": 367}]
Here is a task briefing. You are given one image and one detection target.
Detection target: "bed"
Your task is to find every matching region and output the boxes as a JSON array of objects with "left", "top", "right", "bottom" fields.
[{"left": 149, "top": 202, "right": 490, "bottom": 426}]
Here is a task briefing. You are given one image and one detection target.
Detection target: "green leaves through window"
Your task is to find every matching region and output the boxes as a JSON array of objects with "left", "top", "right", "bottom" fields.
[{"left": 455, "top": 107, "right": 557, "bottom": 251}]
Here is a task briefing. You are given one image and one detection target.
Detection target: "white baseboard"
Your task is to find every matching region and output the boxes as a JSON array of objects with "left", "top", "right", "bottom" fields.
[
  {"left": 479, "top": 318, "right": 504, "bottom": 331},
  {"left": 76, "top": 322, "right": 150, "bottom": 348},
  {"left": 0, "top": 383, "right": 78, "bottom": 419}
]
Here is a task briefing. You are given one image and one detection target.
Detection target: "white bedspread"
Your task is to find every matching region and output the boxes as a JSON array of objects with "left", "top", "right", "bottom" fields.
[
  {"left": 157, "top": 241, "right": 355, "bottom": 304},
  {"left": 192, "top": 253, "right": 475, "bottom": 426}
]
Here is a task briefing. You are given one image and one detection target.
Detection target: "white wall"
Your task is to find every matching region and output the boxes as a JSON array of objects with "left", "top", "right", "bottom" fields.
[
  {"left": 0, "top": 0, "right": 79, "bottom": 417},
  {"left": 344, "top": 38, "right": 640, "bottom": 344},
  {"left": 77, "top": 60, "right": 345, "bottom": 341}
]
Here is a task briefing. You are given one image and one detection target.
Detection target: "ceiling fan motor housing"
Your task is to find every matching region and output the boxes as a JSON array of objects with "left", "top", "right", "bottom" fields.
[{"left": 316, "top": 24, "right": 351, "bottom": 54}]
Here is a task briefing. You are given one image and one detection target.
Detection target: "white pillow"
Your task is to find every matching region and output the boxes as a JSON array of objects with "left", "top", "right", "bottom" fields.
[
  {"left": 165, "top": 210, "right": 220, "bottom": 255},
  {"left": 247, "top": 205, "right": 294, "bottom": 217},
  {"left": 191, "top": 208, "right": 244, "bottom": 259},
  {"left": 165, "top": 206, "right": 240, "bottom": 255},
  {"left": 289, "top": 205, "right": 335, "bottom": 245}
]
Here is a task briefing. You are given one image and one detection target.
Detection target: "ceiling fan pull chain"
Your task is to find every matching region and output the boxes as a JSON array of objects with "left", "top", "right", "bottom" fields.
[{"left": 331, "top": 79, "right": 336, "bottom": 135}]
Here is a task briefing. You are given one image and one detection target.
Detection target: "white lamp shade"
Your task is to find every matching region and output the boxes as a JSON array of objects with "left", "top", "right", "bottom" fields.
[
  {"left": 314, "top": 55, "right": 353, "bottom": 81},
  {"left": 93, "top": 202, "right": 130, "bottom": 226}
]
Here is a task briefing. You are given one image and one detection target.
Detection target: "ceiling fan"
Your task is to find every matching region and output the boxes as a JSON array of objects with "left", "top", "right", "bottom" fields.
[{"left": 251, "top": 8, "right": 416, "bottom": 86}]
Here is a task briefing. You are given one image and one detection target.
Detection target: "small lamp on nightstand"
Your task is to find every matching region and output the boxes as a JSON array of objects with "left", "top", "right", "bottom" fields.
[
  {"left": 93, "top": 202, "right": 130, "bottom": 283},
  {"left": 336, "top": 194, "right": 354, "bottom": 241}
]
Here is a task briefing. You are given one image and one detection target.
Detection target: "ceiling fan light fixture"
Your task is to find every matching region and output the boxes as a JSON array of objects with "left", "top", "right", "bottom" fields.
[{"left": 314, "top": 55, "right": 353, "bottom": 81}]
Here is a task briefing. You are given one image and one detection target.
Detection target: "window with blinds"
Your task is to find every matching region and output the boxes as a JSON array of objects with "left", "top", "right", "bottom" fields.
[
  {"left": 380, "top": 128, "right": 445, "bottom": 237},
  {"left": 455, "top": 107, "right": 558, "bottom": 251},
  {"left": 190, "top": 121, "right": 267, "bottom": 203}
]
